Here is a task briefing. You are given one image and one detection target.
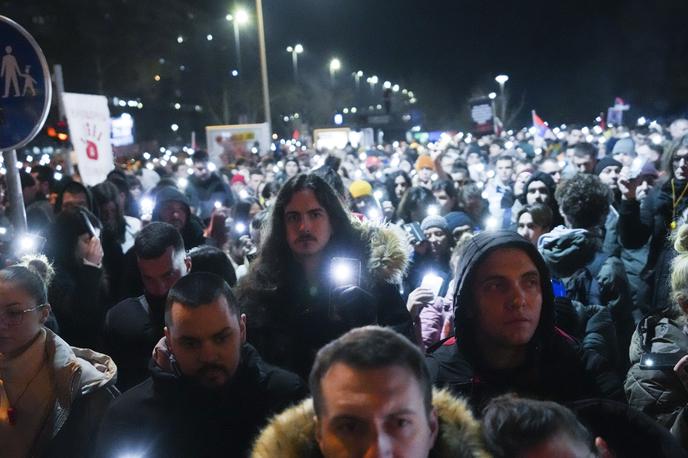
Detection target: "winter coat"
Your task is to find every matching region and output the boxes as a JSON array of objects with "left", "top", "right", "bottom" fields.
[
  {"left": 104, "top": 294, "right": 166, "bottom": 390},
  {"left": 418, "top": 296, "right": 454, "bottom": 351},
  {"left": 34, "top": 329, "right": 118, "bottom": 457},
  {"left": 554, "top": 297, "right": 623, "bottom": 376},
  {"left": 625, "top": 315, "right": 688, "bottom": 449},
  {"left": 539, "top": 226, "right": 635, "bottom": 371},
  {"left": 186, "top": 172, "right": 235, "bottom": 222},
  {"left": 237, "top": 222, "right": 413, "bottom": 380},
  {"left": 427, "top": 230, "right": 622, "bottom": 413},
  {"left": 251, "top": 388, "right": 489, "bottom": 458},
  {"left": 617, "top": 180, "right": 688, "bottom": 311},
  {"left": 95, "top": 343, "right": 306, "bottom": 458},
  {"left": 571, "top": 398, "right": 688, "bottom": 457}
]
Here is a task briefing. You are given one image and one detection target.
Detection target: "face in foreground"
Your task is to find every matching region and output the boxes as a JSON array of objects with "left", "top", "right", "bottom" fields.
[
  {"left": 165, "top": 296, "right": 246, "bottom": 389},
  {"left": 316, "top": 363, "right": 438, "bottom": 458},
  {"left": 138, "top": 247, "right": 190, "bottom": 299},
  {"left": 0, "top": 280, "right": 49, "bottom": 355},
  {"left": 472, "top": 247, "right": 542, "bottom": 350},
  {"left": 285, "top": 189, "right": 333, "bottom": 259}
]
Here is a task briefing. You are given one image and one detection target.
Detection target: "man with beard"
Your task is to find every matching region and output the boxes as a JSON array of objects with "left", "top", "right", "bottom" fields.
[
  {"left": 152, "top": 186, "right": 206, "bottom": 250},
  {"left": 104, "top": 222, "right": 191, "bottom": 390},
  {"left": 185, "top": 149, "right": 235, "bottom": 223},
  {"left": 96, "top": 272, "right": 305, "bottom": 457}
]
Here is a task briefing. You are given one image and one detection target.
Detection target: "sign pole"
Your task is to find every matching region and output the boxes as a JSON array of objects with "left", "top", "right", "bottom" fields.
[
  {"left": 53, "top": 64, "right": 73, "bottom": 176},
  {"left": 3, "top": 149, "right": 27, "bottom": 232}
]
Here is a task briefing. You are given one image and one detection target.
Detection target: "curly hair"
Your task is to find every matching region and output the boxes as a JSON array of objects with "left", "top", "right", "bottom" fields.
[{"left": 555, "top": 173, "right": 610, "bottom": 229}]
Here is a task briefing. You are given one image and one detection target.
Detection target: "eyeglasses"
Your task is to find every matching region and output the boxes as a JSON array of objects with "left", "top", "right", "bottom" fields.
[{"left": 0, "top": 304, "right": 47, "bottom": 327}]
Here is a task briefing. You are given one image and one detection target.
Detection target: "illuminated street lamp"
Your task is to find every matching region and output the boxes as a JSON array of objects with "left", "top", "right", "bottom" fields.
[
  {"left": 227, "top": 8, "right": 250, "bottom": 76},
  {"left": 488, "top": 92, "right": 497, "bottom": 100},
  {"left": 353, "top": 70, "right": 363, "bottom": 89},
  {"left": 329, "top": 58, "right": 341, "bottom": 85},
  {"left": 367, "top": 75, "right": 379, "bottom": 92},
  {"left": 286, "top": 43, "right": 304, "bottom": 82},
  {"left": 494, "top": 74, "right": 509, "bottom": 122}
]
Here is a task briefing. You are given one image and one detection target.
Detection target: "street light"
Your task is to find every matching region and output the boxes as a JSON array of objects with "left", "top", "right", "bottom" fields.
[
  {"left": 353, "top": 70, "right": 363, "bottom": 89},
  {"left": 329, "top": 58, "right": 341, "bottom": 84},
  {"left": 494, "top": 74, "right": 509, "bottom": 122},
  {"left": 286, "top": 43, "right": 303, "bottom": 82},
  {"left": 227, "top": 8, "right": 250, "bottom": 76},
  {"left": 367, "top": 75, "right": 379, "bottom": 92}
]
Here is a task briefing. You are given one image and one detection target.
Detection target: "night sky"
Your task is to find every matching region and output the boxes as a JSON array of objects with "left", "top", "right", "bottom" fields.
[{"left": 5, "top": 0, "right": 688, "bottom": 134}]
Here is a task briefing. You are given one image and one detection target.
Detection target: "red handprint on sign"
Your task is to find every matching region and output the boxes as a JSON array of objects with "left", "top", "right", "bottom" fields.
[{"left": 81, "top": 122, "right": 102, "bottom": 160}]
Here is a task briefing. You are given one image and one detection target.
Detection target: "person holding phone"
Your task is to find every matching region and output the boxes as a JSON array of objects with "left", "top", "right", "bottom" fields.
[
  {"left": 236, "top": 173, "right": 413, "bottom": 380},
  {"left": 626, "top": 222, "right": 688, "bottom": 448},
  {"left": 43, "top": 207, "right": 108, "bottom": 350}
]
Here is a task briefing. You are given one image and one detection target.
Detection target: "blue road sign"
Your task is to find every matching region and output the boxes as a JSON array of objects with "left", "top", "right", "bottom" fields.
[{"left": 0, "top": 16, "right": 51, "bottom": 151}]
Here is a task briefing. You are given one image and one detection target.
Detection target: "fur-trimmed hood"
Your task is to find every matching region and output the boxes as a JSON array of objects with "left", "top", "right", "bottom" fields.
[
  {"left": 353, "top": 218, "right": 411, "bottom": 285},
  {"left": 251, "top": 388, "right": 489, "bottom": 458}
]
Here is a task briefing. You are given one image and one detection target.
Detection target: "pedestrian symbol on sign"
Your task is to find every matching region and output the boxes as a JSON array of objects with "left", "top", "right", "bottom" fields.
[{"left": 1, "top": 45, "right": 38, "bottom": 98}]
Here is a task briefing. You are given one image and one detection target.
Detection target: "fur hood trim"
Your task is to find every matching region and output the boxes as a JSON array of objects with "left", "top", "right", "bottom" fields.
[
  {"left": 354, "top": 218, "right": 410, "bottom": 285},
  {"left": 251, "top": 388, "right": 489, "bottom": 458}
]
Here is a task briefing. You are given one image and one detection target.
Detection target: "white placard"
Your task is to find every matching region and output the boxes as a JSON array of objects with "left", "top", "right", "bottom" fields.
[
  {"left": 206, "top": 123, "right": 271, "bottom": 166},
  {"left": 62, "top": 92, "right": 114, "bottom": 185}
]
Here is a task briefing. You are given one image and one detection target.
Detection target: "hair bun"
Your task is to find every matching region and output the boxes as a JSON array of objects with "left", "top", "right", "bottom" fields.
[{"left": 19, "top": 254, "right": 55, "bottom": 287}]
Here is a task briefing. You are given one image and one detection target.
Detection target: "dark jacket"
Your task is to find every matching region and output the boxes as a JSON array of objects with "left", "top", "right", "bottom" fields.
[
  {"left": 41, "top": 330, "right": 119, "bottom": 458},
  {"left": 152, "top": 186, "right": 206, "bottom": 250},
  {"left": 625, "top": 314, "right": 688, "bottom": 449},
  {"left": 95, "top": 343, "right": 306, "bottom": 458},
  {"left": 426, "top": 231, "right": 622, "bottom": 413},
  {"left": 618, "top": 180, "right": 686, "bottom": 311},
  {"left": 538, "top": 226, "right": 635, "bottom": 371},
  {"left": 237, "top": 222, "right": 413, "bottom": 380},
  {"left": 186, "top": 172, "right": 235, "bottom": 222},
  {"left": 104, "top": 294, "right": 166, "bottom": 390},
  {"left": 252, "top": 388, "right": 489, "bottom": 458}
]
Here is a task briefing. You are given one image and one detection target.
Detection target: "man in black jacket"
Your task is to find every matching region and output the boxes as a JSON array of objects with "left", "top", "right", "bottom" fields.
[
  {"left": 96, "top": 272, "right": 306, "bottom": 457},
  {"left": 426, "top": 230, "right": 622, "bottom": 413},
  {"left": 104, "top": 222, "right": 191, "bottom": 390}
]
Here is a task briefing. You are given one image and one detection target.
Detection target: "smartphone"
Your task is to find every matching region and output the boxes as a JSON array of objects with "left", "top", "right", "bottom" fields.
[
  {"left": 80, "top": 209, "right": 100, "bottom": 238},
  {"left": 639, "top": 352, "right": 686, "bottom": 370},
  {"left": 420, "top": 272, "right": 444, "bottom": 296},
  {"left": 330, "top": 257, "right": 361, "bottom": 288},
  {"left": 403, "top": 222, "right": 426, "bottom": 244}
]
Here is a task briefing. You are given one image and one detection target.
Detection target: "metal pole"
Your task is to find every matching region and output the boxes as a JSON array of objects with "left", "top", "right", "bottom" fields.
[
  {"left": 499, "top": 82, "right": 506, "bottom": 125},
  {"left": 3, "top": 149, "right": 27, "bottom": 233},
  {"left": 256, "top": 0, "right": 272, "bottom": 129},
  {"left": 233, "top": 21, "right": 242, "bottom": 77},
  {"left": 292, "top": 51, "right": 298, "bottom": 82},
  {"left": 53, "top": 64, "right": 73, "bottom": 177}
]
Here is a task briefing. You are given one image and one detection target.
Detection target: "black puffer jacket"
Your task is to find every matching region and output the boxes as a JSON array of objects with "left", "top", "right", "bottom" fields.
[
  {"left": 426, "top": 231, "right": 622, "bottom": 413},
  {"left": 95, "top": 343, "right": 306, "bottom": 458}
]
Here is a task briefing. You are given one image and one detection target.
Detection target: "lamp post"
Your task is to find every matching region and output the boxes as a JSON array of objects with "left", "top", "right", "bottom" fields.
[
  {"left": 329, "top": 58, "right": 341, "bottom": 85},
  {"left": 367, "top": 75, "right": 379, "bottom": 93},
  {"left": 226, "top": 8, "right": 249, "bottom": 77},
  {"left": 494, "top": 74, "right": 509, "bottom": 123},
  {"left": 286, "top": 44, "right": 303, "bottom": 82},
  {"left": 256, "top": 0, "right": 271, "bottom": 128},
  {"left": 353, "top": 70, "right": 363, "bottom": 90}
]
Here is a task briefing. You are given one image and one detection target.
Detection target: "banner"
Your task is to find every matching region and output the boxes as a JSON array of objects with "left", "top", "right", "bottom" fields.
[
  {"left": 469, "top": 97, "right": 495, "bottom": 136},
  {"left": 206, "top": 123, "right": 271, "bottom": 166},
  {"left": 62, "top": 92, "right": 114, "bottom": 185}
]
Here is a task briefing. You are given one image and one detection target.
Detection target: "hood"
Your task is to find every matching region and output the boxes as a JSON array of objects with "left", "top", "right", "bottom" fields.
[
  {"left": 354, "top": 218, "right": 410, "bottom": 285},
  {"left": 46, "top": 329, "right": 117, "bottom": 401},
  {"left": 54, "top": 180, "right": 94, "bottom": 213},
  {"left": 251, "top": 388, "right": 489, "bottom": 458},
  {"left": 151, "top": 186, "right": 191, "bottom": 221},
  {"left": 453, "top": 230, "right": 555, "bottom": 353},
  {"left": 537, "top": 226, "right": 597, "bottom": 278}
]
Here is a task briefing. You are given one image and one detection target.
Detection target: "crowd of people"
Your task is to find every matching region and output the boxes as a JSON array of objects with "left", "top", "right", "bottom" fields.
[{"left": 2, "top": 118, "right": 688, "bottom": 456}]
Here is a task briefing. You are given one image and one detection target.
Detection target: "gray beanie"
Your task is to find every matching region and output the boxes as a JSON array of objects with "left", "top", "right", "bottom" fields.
[{"left": 421, "top": 215, "right": 448, "bottom": 232}]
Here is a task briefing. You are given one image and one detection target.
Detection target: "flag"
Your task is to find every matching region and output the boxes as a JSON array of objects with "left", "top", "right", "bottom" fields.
[{"left": 532, "top": 110, "right": 549, "bottom": 138}]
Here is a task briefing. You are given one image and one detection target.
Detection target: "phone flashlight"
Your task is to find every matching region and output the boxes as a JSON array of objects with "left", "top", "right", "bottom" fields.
[
  {"left": 426, "top": 205, "right": 439, "bottom": 216},
  {"left": 420, "top": 272, "right": 443, "bottom": 296},
  {"left": 140, "top": 197, "right": 155, "bottom": 216},
  {"left": 214, "top": 201, "right": 222, "bottom": 209},
  {"left": 235, "top": 222, "right": 247, "bottom": 233},
  {"left": 330, "top": 257, "right": 361, "bottom": 288}
]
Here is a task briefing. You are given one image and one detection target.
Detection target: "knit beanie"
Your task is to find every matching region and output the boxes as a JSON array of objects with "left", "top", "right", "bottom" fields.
[
  {"left": 415, "top": 155, "right": 435, "bottom": 171},
  {"left": 349, "top": 180, "right": 373, "bottom": 199},
  {"left": 611, "top": 138, "right": 635, "bottom": 156},
  {"left": 594, "top": 157, "right": 622, "bottom": 175},
  {"left": 421, "top": 215, "right": 448, "bottom": 232}
]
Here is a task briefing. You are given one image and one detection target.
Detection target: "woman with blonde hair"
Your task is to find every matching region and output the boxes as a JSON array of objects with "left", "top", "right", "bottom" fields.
[
  {"left": 626, "top": 222, "right": 688, "bottom": 449},
  {"left": 0, "top": 255, "right": 118, "bottom": 457}
]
